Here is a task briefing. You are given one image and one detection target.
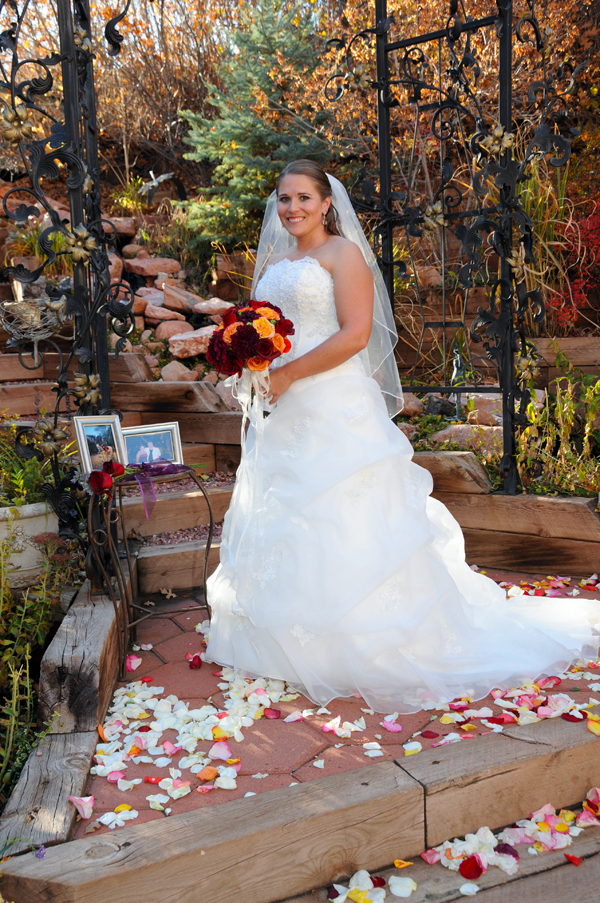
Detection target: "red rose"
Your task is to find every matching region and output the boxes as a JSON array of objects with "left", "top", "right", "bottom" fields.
[
  {"left": 103, "top": 460, "right": 125, "bottom": 477},
  {"left": 221, "top": 308, "right": 238, "bottom": 327},
  {"left": 255, "top": 337, "right": 279, "bottom": 361},
  {"left": 88, "top": 471, "right": 113, "bottom": 495},
  {"left": 275, "top": 317, "right": 295, "bottom": 336}
]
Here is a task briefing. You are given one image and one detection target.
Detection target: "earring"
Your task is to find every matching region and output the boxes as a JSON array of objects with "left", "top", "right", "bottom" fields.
[{"left": 322, "top": 212, "right": 327, "bottom": 225}]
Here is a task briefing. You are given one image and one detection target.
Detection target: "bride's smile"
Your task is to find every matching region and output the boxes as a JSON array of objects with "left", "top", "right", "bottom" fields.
[{"left": 276, "top": 174, "right": 330, "bottom": 244}]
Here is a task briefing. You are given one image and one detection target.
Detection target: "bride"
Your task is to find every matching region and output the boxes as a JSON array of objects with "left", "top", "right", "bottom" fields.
[{"left": 205, "top": 159, "right": 600, "bottom": 714}]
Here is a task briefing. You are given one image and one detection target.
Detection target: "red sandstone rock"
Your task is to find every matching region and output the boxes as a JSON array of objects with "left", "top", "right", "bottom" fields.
[
  {"left": 168, "top": 325, "right": 216, "bottom": 358},
  {"left": 134, "top": 316, "right": 145, "bottom": 331},
  {"left": 163, "top": 284, "right": 206, "bottom": 314},
  {"left": 124, "top": 256, "right": 181, "bottom": 277},
  {"left": 400, "top": 392, "right": 424, "bottom": 418},
  {"left": 133, "top": 296, "right": 147, "bottom": 315},
  {"left": 193, "top": 298, "right": 235, "bottom": 316},
  {"left": 108, "top": 253, "right": 123, "bottom": 282},
  {"left": 144, "top": 303, "right": 186, "bottom": 322},
  {"left": 122, "top": 243, "right": 145, "bottom": 259},
  {"left": 160, "top": 360, "right": 194, "bottom": 381},
  {"left": 103, "top": 216, "right": 136, "bottom": 237},
  {"left": 154, "top": 320, "right": 194, "bottom": 341}
]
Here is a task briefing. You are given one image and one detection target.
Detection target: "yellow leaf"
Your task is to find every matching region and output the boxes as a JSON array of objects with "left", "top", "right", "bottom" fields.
[
  {"left": 394, "top": 859, "right": 414, "bottom": 868},
  {"left": 114, "top": 804, "right": 132, "bottom": 813}
]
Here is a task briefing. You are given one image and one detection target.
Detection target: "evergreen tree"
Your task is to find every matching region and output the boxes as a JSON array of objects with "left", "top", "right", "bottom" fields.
[{"left": 181, "top": 0, "right": 334, "bottom": 248}]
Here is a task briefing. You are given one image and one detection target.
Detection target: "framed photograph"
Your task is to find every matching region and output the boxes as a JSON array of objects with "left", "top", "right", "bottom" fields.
[
  {"left": 73, "top": 414, "right": 127, "bottom": 473},
  {"left": 121, "top": 422, "right": 183, "bottom": 466}
]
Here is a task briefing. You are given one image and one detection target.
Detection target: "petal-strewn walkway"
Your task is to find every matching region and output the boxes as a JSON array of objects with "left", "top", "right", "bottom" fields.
[{"left": 73, "top": 568, "right": 600, "bottom": 839}]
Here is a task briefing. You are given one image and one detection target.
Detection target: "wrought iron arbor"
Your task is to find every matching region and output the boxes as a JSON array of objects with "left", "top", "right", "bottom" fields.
[{"left": 326, "top": 0, "right": 579, "bottom": 493}]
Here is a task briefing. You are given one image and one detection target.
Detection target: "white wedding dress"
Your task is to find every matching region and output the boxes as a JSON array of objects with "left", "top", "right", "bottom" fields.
[{"left": 205, "top": 256, "right": 600, "bottom": 713}]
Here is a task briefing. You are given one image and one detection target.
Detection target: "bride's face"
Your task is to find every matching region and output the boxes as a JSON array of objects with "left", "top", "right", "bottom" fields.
[{"left": 277, "top": 174, "right": 330, "bottom": 239}]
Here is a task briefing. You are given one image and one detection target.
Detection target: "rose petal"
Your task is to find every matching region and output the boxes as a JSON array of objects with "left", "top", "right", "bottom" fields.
[
  {"left": 107, "top": 771, "right": 125, "bottom": 783},
  {"left": 459, "top": 885, "right": 479, "bottom": 896},
  {"left": 189, "top": 653, "right": 203, "bottom": 670},
  {"left": 420, "top": 730, "right": 439, "bottom": 739},
  {"left": 564, "top": 854, "right": 583, "bottom": 866},
  {"left": 68, "top": 795, "right": 94, "bottom": 819},
  {"left": 459, "top": 855, "right": 484, "bottom": 880},
  {"left": 208, "top": 741, "right": 233, "bottom": 760},
  {"left": 388, "top": 875, "right": 417, "bottom": 897},
  {"left": 382, "top": 721, "right": 403, "bottom": 733},
  {"left": 126, "top": 654, "right": 142, "bottom": 672},
  {"left": 495, "top": 843, "right": 519, "bottom": 860},
  {"left": 264, "top": 708, "right": 281, "bottom": 719},
  {"left": 420, "top": 849, "right": 441, "bottom": 865},
  {"left": 284, "top": 711, "right": 304, "bottom": 722}
]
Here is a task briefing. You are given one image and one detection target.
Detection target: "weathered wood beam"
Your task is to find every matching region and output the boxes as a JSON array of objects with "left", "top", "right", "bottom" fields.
[
  {"left": 0, "top": 762, "right": 424, "bottom": 903},
  {"left": 137, "top": 540, "right": 221, "bottom": 593},
  {"left": 414, "top": 451, "right": 492, "bottom": 494},
  {"left": 121, "top": 486, "right": 232, "bottom": 537}
]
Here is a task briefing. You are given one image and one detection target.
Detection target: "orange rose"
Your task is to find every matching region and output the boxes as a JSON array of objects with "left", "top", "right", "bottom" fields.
[
  {"left": 255, "top": 306, "right": 280, "bottom": 321},
  {"left": 253, "top": 316, "right": 275, "bottom": 339},
  {"left": 223, "top": 322, "right": 240, "bottom": 345},
  {"left": 272, "top": 333, "right": 285, "bottom": 353},
  {"left": 247, "top": 356, "right": 270, "bottom": 371},
  {"left": 283, "top": 337, "right": 292, "bottom": 353}
]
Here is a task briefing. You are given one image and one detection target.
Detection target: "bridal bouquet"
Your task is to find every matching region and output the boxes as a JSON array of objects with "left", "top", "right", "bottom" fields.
[{"left": 206, "top": 301, "right": 294, "bottom": 377}]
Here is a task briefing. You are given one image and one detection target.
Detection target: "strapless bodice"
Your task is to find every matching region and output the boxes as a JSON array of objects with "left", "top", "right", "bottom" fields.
[{"left": 255, "top": 257, "right": 340, "bottom": 363}]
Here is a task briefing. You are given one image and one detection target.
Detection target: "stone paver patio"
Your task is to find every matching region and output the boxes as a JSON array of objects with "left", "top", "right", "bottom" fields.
[{"left": 73, "top": 567, "right": 600, "bottom": 840}]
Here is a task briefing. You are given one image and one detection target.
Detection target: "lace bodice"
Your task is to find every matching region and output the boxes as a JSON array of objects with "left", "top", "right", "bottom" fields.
[{"left": 255, "top": 257, "right": 340, "bottom": 362}]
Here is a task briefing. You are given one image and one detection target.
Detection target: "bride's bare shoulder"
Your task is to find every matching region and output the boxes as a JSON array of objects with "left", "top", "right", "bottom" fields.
[
  {"left": 325, "top": 236, "right": 370, "bottom": 272},
  {"left": 266, "top": 250, "right": 291, "bottom": 268}
]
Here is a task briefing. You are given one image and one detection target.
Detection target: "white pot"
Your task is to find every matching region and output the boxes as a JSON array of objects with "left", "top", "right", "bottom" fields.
[{"left": 0, "top": 502, "right": 59, "bottom": 588}]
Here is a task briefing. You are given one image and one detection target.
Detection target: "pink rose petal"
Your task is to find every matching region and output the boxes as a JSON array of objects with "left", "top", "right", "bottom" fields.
[
  {"left": 68, "top": 795, "right": 94, "bottom": 819},
  {"left": 284, "top": 711, "right": 304, "bottom": 723},
  {"left": 126, "top": 654, "right": 142, "bottom": 672},
  {"left": 421, "top": 849, "right": 441, "bottom": 865},
  {"left": 264, "top": 708, "right": 281, "bottom": 719},
  {"left": 381, "top": 721, "right": 403, "bottom": 733},
  {"left": 163, "top": 740, "right": 182, "bottom": 756},
  {"left": 107, "top": 771, "right": 125, "bottom": 783},
  {"left": 208, "top": 741, "right": 232, "bottom": 761}
]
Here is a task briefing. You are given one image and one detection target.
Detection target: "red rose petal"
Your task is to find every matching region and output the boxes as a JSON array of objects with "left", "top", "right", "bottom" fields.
[
  {"left": 371, "top": 876, "right": 386, "bottom": 888},
  {"left": 495, "top": 842, "right": 519, "bottom": 860},
  {"left": 140, "top": 676, "right": 153, "bottom": 683},
  {"left": 144, "top": 776, "right": 161, "bottom": 784},
  {"left": 459, "top": 855, "right": 483, "bottom": 880},
  {"left": 561, "top": 711, "right": 587, "bottom": 722},
  {"left": 421, "top": 730, "right": 439, "bottom": 739},
  {"left": 264, "top": 708, "right": 281, "bottom": 719},
  {"left": 137, "top": 725, "right": 151, "bottom": 732},
  {"left": 189, "top": 653, "right": 203, "bottom": 669},
  {"left": 564, "top": 854, "right": 583, "bottom": 866},
  {"left": 326, "top": 888, "right": 340, "bottom": 900}
]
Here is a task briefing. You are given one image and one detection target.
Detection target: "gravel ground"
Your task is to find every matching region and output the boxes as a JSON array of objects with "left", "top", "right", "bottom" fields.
[
  {"left": 121, "top": 472, "right": 236, "bottom": 498},
  {"left": 141, "top": 521, "right": 224, "bottom": 547}
]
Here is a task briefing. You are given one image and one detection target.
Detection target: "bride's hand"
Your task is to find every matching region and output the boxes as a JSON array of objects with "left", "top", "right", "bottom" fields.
[{"left": 268, "top": 365, "right": 295, "bottom": 404}]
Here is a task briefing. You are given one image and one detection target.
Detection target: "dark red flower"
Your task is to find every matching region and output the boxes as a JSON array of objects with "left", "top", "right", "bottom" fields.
[
  {"left": 459, "top": 855, "right": 484, "bottom": 880},
  {"left": 255, "top": 337, "right": 279, "bottom": 361},
  {"left": 207, "top": 330, "right": 240, "bottom": 375},
  {"left": 238, "top": 307, "right": 259, "bottom": 323},
  {"left": 275, "top": 317, "right": 295, "bottom": 336},
  {"left": 103, "top": 460, "right": 125, "bottom": 477},
  {"left": 230, "top": 322, "right": 260, "bottom": 359},
  {"left": 88, "top": 471, "right": 113, "bottom": 495},
  {"left": 495, "top": 843, "right": 519, "bottom": 860}
]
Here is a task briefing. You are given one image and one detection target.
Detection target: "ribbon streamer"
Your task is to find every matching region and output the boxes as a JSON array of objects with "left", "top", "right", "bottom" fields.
[{"left": 122, "top": 461, "right": 193, "bottom": 520}]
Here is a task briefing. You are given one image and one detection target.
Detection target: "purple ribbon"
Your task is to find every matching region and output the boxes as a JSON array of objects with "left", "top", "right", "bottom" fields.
[{"left": 121, "top": 460, "right": 193, "bottom": 520}]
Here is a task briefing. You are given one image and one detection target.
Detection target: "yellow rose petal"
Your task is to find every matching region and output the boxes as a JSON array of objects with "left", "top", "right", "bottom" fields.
[
  {"left": 554, "top": 822, "right": 569, "bottom": 833},
  {"left": 212, "top": 726, "right": 231, "bottom": 740},
  {"left": 394, "top": 859, "right": 414, "bottom": 868},
  {"left": 536, "top": 821, "right": 550, "bottom": 833},
  {"left": 559, "top": 809, "right": 576, "bottom": 823},
  {"left": 533, "top": 841, "right": 545, "bottom": 852},
  {"left": 439, "top": 715, "right": 455, "bottom": 724},
  {"left": 114, "top": 804, "right": 132, "bottom": 813},
  {"left": 587, "top": 719, "right": 600, "bottom": 736},
  {"left": 347, "top": 890, "right": 371, "bottom": 903}
]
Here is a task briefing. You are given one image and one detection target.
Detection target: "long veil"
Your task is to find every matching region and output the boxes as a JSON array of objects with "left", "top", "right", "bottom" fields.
[{"left": 251, "top": 174, "right": 403, "bottom": 417}]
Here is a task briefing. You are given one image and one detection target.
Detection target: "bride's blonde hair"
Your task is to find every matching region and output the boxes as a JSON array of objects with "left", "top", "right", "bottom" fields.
[{"left": 276, "top": 160, "right": 342, "bottom": 237}]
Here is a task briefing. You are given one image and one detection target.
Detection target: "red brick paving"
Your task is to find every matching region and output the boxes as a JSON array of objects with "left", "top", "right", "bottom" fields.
[{"left": 72, "top": 570, "right": 600, "bottom": 840}]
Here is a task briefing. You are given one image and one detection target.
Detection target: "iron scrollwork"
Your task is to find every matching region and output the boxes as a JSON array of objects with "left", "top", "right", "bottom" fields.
[{"left": 326, "top": 0, "right": 580, "bottom": 492}]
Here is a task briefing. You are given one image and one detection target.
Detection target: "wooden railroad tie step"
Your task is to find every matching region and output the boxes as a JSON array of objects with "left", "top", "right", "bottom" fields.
[
  {"left": 137, "top": 540, "right": 221, "bottom": 593},
  {"left": 3, "top": 714, "right": 600, "bottom": 903},
  {"left": 121, "top": 485, "right": 232, "bottom": 537}
]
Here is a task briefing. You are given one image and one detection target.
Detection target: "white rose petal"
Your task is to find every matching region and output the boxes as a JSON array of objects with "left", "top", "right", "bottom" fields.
[
  {"left": 313, "top": 759, "right": 325, "bottom": 769},
  {"left": 459, "top": 884, "right": 480, "bottom": 896},
  {"left": 388, "top": 875, "right": 418, "bottom": 897}
]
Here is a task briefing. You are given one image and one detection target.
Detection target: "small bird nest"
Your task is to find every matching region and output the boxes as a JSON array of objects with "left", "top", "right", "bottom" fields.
[{"left": 0, "top": 297, "right": 62, "bottom": 344}]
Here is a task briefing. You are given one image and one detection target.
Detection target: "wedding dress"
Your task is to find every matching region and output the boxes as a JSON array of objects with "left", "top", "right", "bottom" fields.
[{"left": 205, "top": 255, "right": 600, "bottom": 713}]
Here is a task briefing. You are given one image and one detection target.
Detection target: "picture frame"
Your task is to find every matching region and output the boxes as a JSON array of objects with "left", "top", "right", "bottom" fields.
[
  {"left": 73, "top": 414, "right": 127, "bottom": 474},
  {"left": 121, "top": 421, "right": 183, "bottom": 467}
]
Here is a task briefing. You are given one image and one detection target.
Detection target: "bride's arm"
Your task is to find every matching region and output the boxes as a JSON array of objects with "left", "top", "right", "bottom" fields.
[{"left": 268, "top": 242, "right": 374, "bottom": 403}]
